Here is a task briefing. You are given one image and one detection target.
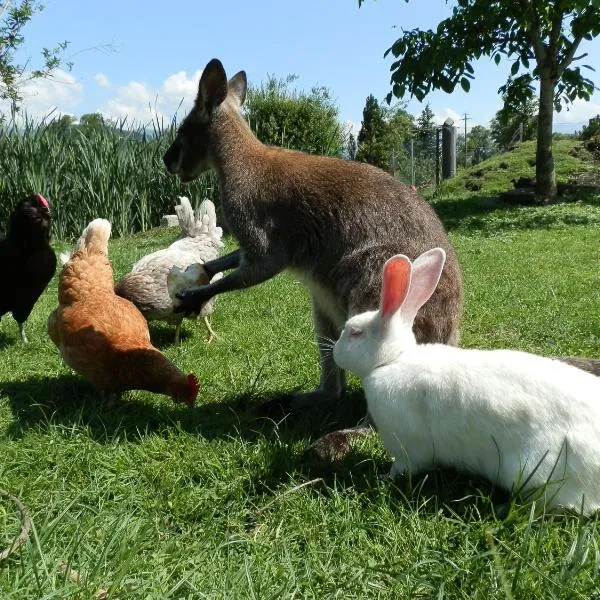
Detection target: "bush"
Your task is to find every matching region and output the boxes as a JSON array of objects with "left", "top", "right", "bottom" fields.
[{"left": 244, "top": 75, "right": 347, "bottom": 156}]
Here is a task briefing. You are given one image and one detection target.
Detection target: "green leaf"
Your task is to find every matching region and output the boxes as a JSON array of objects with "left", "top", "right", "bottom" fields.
[
  {"left": 460, "top": 77, "right": 471, "bottom": 92},
  {"left": 438, "top": 74, "right": 454, "bottom": 93},
  {"left": 494, "top": 54, "right": 501, "bottom": 65},
  {"left": 511, "top": 60, "right": 520, "bottom": 76}
]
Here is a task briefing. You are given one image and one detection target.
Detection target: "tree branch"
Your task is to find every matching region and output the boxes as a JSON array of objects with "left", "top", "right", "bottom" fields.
[
  {"left": 557, "top": 34, "right": 584, "bottom": 77},
  {"left": 526, "top": 8, "right": 547, "bottom": 65},
  {"left": 549, "top": 0, "right": 564, "bottom": 51}
]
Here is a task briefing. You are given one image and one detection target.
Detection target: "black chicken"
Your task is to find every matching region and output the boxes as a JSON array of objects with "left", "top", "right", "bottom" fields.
[{"left": 0, "top": 194, "right": 57, "bottom": 342}]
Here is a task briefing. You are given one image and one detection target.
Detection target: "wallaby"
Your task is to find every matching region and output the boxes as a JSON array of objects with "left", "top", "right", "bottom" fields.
[{"left": 162, "top": 58, "right": 463, "bottom": 435}]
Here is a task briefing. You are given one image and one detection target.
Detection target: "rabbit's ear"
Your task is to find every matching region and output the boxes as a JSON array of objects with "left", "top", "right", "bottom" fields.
[
  {"left": 399, "top": 248, "right": 446, "bottom": 325},
  {"left": 379, "top": 255, "right": 412, "bottom": 320}
]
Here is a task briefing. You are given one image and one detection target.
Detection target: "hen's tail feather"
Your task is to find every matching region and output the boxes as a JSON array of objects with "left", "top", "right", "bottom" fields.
[
  {"left": 175, "top": 196, "right": 223, "bottom": 243},
  {"left": 76, "top": 219, "right": 112, "bottom": 255},
  {"left": 175, "top": 196, "right": 196, "bottom": 237}
]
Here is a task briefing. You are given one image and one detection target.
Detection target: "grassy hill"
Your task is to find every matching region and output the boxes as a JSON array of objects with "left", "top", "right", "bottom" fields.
[{"left": 432, "top": 139, "right": 598, "bottom": 198}]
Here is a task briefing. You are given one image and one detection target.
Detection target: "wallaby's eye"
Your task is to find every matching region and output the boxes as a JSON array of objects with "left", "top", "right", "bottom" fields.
[{"left": 349, "top": 326, "right": 363, "bottom": 337}]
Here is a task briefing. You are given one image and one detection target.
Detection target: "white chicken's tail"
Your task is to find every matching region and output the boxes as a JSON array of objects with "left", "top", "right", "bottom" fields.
[{"left": 175, "top": 196, "right": 223, "bottom": 245}]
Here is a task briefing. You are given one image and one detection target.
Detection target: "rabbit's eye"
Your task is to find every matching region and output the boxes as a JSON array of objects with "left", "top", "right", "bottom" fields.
[{"left": 349, "top": 327, "right": 363, "bottom": 337}]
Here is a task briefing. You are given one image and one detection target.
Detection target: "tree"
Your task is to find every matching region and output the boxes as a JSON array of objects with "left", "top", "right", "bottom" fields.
[
  {"left": 579, "top": 114, "right": 600, "bottom": 140},
  {"left": 45, "top": 113, "right": 75, "bottom": 136},
  {"left": 0, "top": 1, "right": 71, "bottom": 116},
  {"left": 466, "top": 125, "right": 497, "bottom": 165},
  {"left": 356, "top": 94, "right": 389, "bottom": 169},
  {"left": 359, "top": 0, "right": 600, "bottom": 200},
  {"left": 244, "top": 75, "right": 346, "bottom": 156},
  {"left": 416, "top": 103, "right": 436, "bottom": 154},
  {"left": 79, "top": 112, "right": 107, "bottom": 133},
  {"left": 490, "top": 93, "right": 538, "bottom": 149},
  {"left": 346, "top": 132, "right": 357, "bottom": 160}
]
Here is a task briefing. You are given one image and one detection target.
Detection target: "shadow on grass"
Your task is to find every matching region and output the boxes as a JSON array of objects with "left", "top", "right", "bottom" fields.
[
  {"left": 2, "top": 375, "right": 509, "bottom": 518},
  {"left": 1, "top": 375, "right": 367, "bottom": 446},
  {"left": 432, "top": 191, "right": 600, "bottom": 234},
  {"left": 0, "top": 327, "right": 16, "bottom": 350},
  {"left": 146, "top": 321, "right": 192, "bottom": 349}
]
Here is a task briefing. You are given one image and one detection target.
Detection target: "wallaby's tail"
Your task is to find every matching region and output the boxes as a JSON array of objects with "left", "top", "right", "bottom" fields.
[
  {"left": 175, "top": 196, "right": 223, "bottom": 243},
  {"left": 77, "top": 218, "right": 112, "bottom": 255}
]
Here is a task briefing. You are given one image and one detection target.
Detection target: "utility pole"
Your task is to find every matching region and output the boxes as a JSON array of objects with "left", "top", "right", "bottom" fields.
[
  {"left": 460, "top": 113, "right": 469, "bottom": 168},
  {"left": 435, "top": 126, "right": 441, "bottom": 186},
  {"left": 410, "top": 138, "right": 415, "bottom": 186}
]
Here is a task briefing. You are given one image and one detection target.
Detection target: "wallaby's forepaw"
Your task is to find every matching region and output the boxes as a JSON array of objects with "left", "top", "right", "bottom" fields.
[
  {"left": 174, "top": 285, "right": 214, "bottom": 316},
  {"left": 309, "top": 426, "right": 373, "bottom": 462}
]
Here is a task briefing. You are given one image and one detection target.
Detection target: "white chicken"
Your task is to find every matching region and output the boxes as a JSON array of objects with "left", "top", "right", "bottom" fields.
[{"left": 115, "top": 196, "right": 224, "bottom": 343}]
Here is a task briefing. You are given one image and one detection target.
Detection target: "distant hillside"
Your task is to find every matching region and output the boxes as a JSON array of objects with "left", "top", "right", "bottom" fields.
[{"left": 431, "top": 140, "right": 598, "bottom": 198}]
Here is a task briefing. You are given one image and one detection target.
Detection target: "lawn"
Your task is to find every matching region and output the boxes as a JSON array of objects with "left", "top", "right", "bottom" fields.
[{"left": 1, "top": 153, "right": 600, "bottom": 597}]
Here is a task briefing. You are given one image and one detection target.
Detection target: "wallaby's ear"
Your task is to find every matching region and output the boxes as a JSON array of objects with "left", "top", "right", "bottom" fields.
[
  {"left": 379, "top": 255, "right": 412, "bottom": 320},
  {"left": 399, "top": 248, "right": 446, "bottom": 325},
  {"left": 197, "top": 58, "right": 228, "bottom": 115},
  {"left": 228, "top": 71, "right": 247, "bottom": 106}
]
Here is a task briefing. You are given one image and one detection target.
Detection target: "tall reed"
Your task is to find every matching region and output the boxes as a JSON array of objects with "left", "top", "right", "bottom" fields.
[{"left": 0, "top": 115, "right": 219, "bottom": 239}]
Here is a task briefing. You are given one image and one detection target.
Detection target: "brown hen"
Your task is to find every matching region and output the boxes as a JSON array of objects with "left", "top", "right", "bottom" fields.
[{"left": 47, "top": 219, "right": 198, "bottom": 405}]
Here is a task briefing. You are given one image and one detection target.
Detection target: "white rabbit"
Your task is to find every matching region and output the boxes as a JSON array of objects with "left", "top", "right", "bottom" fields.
[{"left": 333, "top": 247, "right": 600, "bottom": 515}]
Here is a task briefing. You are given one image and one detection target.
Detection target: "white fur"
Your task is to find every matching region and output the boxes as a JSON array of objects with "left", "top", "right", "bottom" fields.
[{"left": 333, "top": 248, "right": 600, "bottom": 514}]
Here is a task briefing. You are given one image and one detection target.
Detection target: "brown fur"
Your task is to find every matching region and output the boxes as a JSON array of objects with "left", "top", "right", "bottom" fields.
[
  {"left": 48, "top": 221, "right": 197, "bottom": 405},
  {"left": 164, "top": 59, "right": 463, "bottom": 403}
]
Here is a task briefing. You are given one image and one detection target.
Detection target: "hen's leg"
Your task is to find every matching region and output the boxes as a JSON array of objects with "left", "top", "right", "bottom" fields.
[{"left": 203, "top": 316, "right": 217, "bottom": 343}]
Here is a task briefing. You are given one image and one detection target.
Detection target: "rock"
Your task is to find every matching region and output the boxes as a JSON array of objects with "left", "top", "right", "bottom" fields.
[{"left": 160, "top": 214, "right": 179, "bottom": 227}]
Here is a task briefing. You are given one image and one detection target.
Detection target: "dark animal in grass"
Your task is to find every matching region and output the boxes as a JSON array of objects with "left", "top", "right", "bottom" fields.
[
  {"left": 162, "top": 58, "right": 463, "bottom": 453},
  {"left": 0, "top": 194, "right": 57, "bottom": 342},
  {"left": 511, "top": 177, "right": 536, "bottom": 189}
]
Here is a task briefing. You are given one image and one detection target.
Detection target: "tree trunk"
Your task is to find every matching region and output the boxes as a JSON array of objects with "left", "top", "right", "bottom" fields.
[{"left": 535, "top": 74, "right": 557, "bottom": 201}]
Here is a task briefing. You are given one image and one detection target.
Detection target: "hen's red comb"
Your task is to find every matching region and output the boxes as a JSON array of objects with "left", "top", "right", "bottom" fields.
[
  {"left": 35, "top": 194, "right": 49, "bottom": 208},
  {"left": 186, "top": 373, "right": 199, "bottom": 406}
]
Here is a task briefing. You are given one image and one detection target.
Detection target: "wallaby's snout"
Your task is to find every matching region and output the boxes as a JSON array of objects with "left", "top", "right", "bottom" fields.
[{"left": 163, "top": 139, "right": 183, "bottom": 175}]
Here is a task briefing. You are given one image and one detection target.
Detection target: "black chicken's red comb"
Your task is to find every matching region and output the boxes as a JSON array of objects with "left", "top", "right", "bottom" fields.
[{"left": 35, "top": 194, "right": 49, "bottom": 208}]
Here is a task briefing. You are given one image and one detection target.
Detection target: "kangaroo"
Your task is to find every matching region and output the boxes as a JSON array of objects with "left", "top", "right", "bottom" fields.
[{"left": 163, "top": 58, "right": 463, "bottom": 446}]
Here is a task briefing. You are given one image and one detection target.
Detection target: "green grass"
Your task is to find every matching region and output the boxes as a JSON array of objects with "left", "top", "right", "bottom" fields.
[
  {"left": 1, "top": 187, "right": 600, "bottom": 596},
  {"left": 433, "top": 139, "right": 596, "bottom": 198}
]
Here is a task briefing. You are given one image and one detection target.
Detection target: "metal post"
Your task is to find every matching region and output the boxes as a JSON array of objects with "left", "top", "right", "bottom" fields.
[
  {"left": 410, "top": 138, "right": 415, "bottom": 186},
  {"left": 436, "top": 127, "right": 441, "bottom": 186},
  {"left": 464, "top": 113, "right": 468, "bottom": 168},
  {"left": 442, "top": 118, "right": 456, "bottom": 180}
]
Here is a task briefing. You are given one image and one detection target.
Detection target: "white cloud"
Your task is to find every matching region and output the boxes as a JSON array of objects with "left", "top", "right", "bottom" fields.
[
  {"left": 0, "top": 69, "right": 83, "bottom": 121},
  {"left": 430, "top": 107, "right": 462, "bottom": 127},
  {"left": 94, "top": 73, "right": 111, "bottom": 88},
  {"left": 554, "top": 97, "right": 600, "bottom": 125},
  {"left": 99, "top": 69, "right": 203, "bottom": 126},
  {"left": 344, "top": 119, "right": 361, "bottom": 138}
]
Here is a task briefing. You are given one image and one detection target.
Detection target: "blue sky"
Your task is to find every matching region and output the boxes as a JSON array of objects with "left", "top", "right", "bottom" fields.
[{"left": 7, "top": 0, "right": 600, "bottom": 134}]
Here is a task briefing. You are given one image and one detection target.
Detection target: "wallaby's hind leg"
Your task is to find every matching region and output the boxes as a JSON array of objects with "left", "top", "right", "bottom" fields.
[{"left": 291, "top": 300, "right": 345, "bottom": 410}]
